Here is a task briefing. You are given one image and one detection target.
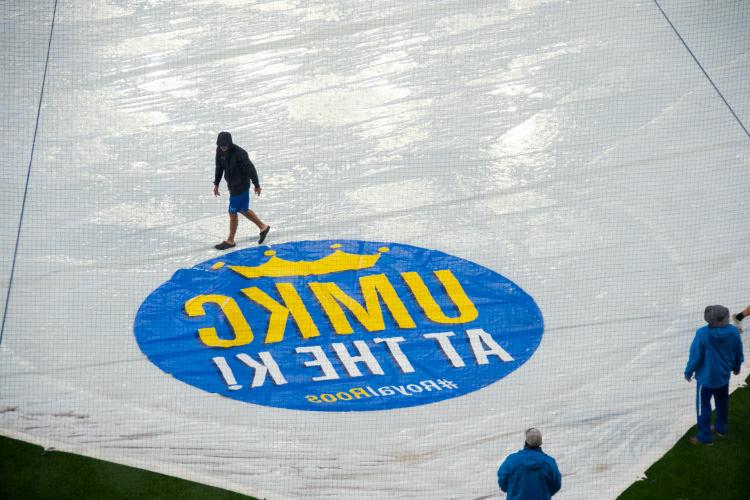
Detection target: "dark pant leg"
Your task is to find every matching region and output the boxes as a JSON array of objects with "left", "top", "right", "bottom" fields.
[
  {"left": 713, "top": 384, "right": 729, "bottom": 434},
  {"left": 696, "top": 384, "right": 713, "bottom": 443}
]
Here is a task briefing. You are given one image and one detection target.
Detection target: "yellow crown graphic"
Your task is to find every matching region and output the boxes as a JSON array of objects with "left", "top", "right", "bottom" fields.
[{"left": 223, "top": 244, "right": 389, "bottom": 279}]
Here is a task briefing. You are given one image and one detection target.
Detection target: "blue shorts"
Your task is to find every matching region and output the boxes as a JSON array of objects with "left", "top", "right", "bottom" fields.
[{"left": 228, "top": 190, "right": 250, "bottom": 214}]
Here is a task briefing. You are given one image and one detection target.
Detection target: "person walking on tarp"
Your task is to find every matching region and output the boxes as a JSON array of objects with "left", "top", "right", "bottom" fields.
[
  {"left": 684, "top": 305, "right": 744, "bottom": 445},
  {"left": 212, "top": 131, "right": 270, "bottom": 250},
  {"left": 498, "top": 428, "right": 561, "bottom": 499}
]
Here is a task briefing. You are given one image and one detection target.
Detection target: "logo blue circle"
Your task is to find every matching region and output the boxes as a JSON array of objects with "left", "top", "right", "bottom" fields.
[{"left": 134, "top": 240, "right": 543, "bottom": 411}]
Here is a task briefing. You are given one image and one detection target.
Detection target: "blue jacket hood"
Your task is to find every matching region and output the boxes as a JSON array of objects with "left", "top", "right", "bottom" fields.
[
  {"left": 708, "top": 326, "right": 733, "bottom": 345},
  {"left": 519, "top": 450, "right": 547, "bottom": 469}
]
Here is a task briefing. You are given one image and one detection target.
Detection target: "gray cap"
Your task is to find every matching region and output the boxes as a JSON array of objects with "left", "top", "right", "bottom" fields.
[
  {"left": 704, "top": 305, "right": 729, "bottom": 328},
  {"left": 525, "top": 428, "right": 542, "bottom": 447}
]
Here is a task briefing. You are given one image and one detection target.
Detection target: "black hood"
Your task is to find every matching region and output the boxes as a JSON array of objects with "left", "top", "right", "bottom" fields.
[{"left": 216, "top": 131, "right": 233, "bottom": 147}]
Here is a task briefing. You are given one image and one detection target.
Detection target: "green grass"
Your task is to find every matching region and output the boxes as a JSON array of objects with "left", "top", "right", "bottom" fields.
[
  {"left": 0, "top": 436, "right": 256, "bottom": 500},
  {"left": 619, "top": 375, "right": 750, "bottom": 500},
  {"left": 2, "top": 378, "right": 748, "bottom": 499}
]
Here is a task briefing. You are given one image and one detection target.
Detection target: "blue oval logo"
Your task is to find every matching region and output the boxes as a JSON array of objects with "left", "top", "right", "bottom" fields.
[{"left": 134, "top": 240, "right": 543, "bottom": 411}]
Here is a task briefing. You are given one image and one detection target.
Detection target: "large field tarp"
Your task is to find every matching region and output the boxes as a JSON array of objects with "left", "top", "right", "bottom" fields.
[{"left": 1, "top": 1, "right": 749, "bottom": 498}]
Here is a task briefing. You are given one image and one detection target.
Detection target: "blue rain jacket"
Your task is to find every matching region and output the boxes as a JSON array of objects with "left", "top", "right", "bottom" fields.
[
  {"left": 498, "top": 448, "right": 561, "bottom": 499},
  {"left": 684, "top": 325, "right": 744, "bottom": 388}
]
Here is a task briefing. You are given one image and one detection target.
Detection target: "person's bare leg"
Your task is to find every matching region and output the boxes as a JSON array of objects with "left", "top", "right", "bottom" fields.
[
  {"left": 241, "top": 210, "right": 268, "bottom": 231},
  {"left": 242, "top": 210, "right": 270, "bottom": 244},
  {"left": 226, "top": 213, "right": 239, "bottom": 244}
]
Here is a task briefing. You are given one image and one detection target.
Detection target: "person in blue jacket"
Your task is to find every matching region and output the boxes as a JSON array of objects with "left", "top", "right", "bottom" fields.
[
  {"left": 684, "top": 305, "right": 744, "bottom": 445},
  {"left": 497, "top": 428, "right": 561, "bottom": 499}
]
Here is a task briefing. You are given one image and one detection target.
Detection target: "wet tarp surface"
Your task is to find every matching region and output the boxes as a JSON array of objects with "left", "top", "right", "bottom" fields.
[{"left": 1, "top": 1, "right": 749, "bottom": 498}]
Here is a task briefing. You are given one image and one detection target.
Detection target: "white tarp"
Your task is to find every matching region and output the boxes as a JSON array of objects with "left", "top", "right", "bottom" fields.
[{"left": 1, "top": 1, "right": 749, "bottom": 498}]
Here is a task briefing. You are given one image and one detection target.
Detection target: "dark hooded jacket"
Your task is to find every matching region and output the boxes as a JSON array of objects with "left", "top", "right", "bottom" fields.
[
  {"left": 498, "top": 446, "right": 561, "bottom": 499},
  {"left": 214, "top": 139, "right": 260, "bottom": 196}
]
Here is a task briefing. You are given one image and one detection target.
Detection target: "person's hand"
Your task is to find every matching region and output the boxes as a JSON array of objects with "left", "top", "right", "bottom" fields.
[
  {"left": 734, "top": 368, "right": 741, "bottom": 376},
  {"left": 685, "top": 373, "right": 692, "bottom": 382},
  {"left": 254, "top": 186, "right": 262, "bottom": 196},
  {"left": 213, "top": 185, "right": 220, "bottom": 197}
]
